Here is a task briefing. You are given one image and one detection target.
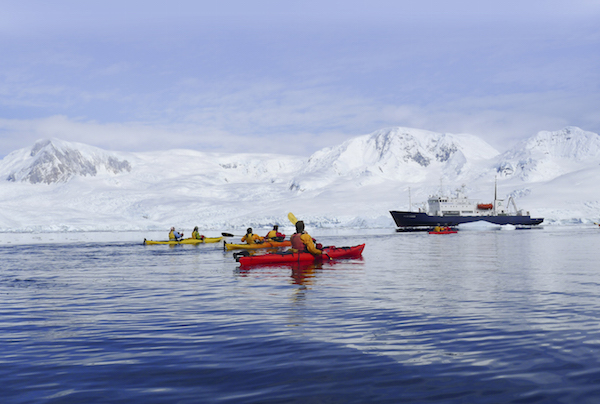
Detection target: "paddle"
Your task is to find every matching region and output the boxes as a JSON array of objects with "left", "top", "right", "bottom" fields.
[
  {"left": 287, "top": 212, "right": 298, "bottom": 225},
  {"left": 221, "top": 232, "right": 267, "bottom": 246},
  {"left": 221, "top": 232, "right": 262, "bottom": 239}
]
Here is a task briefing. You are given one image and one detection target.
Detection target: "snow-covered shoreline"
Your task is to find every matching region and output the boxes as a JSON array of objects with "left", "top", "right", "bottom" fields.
[{"left": 1, "top": 223, "right": 598, "bottom": 247}]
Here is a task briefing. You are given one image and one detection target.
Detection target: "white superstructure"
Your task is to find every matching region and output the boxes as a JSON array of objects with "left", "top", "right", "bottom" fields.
[{"left": 426, "top": 184, "right": 527, "bottom": 217}]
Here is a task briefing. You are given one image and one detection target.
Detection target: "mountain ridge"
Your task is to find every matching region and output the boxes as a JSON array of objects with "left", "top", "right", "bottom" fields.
[
  {"left": 3, "top": 126, "right": 595, "bottom": 186},
  {"left": 291, "top": 127, "right": 500, "bottom": 191}
]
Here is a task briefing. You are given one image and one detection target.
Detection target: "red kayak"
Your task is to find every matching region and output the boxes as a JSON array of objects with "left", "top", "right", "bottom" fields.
[{"left": 236, "top": 244, "right": 365, "bottom": 266}]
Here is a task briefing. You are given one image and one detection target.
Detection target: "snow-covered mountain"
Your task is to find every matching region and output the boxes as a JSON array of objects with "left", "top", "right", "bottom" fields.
[
  {"left": 0, "top": 126, "right": 599, "bottom": 233},
  {"left": 494, "top": 127, "right": 600, "bottom": 182},
  {"left": 289, "top": 127, "right": 499, "bottom": 191},
  {"left": 2, "top": 139, "right": 132, "bottom": 184}
]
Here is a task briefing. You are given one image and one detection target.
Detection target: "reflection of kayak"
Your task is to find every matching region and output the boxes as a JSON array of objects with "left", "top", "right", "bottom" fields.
[
  {"left": 236, "top": 244, "right": 365, "bottom": 266},
  {"left": 429, "top": 230, "right": 458, "bottom": 234},
  {"left": 224, "top": 240, "right": 291, "bottom": 250},
  {"left": 144, "top": 237, "right": 223, "bottom": 245}
]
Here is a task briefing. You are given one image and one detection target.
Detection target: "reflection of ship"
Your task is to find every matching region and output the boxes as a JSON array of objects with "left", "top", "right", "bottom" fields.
[{"left": 390, "top": 183, "right": 543, "bottom": 229}]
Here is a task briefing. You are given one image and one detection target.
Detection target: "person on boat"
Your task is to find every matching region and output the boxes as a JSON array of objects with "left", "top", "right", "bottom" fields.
[
  {"left": 241, "top": 227, "right": 264, "bottom": 245},
  {"left": 169, "top": 227, "right": 184, "bottom": 241},
  {"left": 265, "top": 225, "right": 285, "bottom": 242},
  {"left": 191, "top": 226, "right": 205, "bottom": 240},
  {"left": 290, "top": 220, "right": 323, "bottom": 256}
]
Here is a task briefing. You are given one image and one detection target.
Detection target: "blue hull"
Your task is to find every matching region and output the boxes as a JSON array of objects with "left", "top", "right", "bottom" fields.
[{"left": 390, "top": 211, "right": 544, "bottom": 228}]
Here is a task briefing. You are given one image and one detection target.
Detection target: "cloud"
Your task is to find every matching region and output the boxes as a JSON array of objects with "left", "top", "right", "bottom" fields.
[
  {"left": 2, "top": 80, "right": 598, "bottom": 160},
  {"left": 1, "top": 1, "right": 599, "bottom": 159},
  {"left": 0, "top": 115, "right": 347, "bottom": 158}
]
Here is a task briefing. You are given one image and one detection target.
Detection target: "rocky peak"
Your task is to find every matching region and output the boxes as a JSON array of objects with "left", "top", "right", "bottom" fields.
[{"left": 6, "top": 139, "right": 131, "bottom": 184}]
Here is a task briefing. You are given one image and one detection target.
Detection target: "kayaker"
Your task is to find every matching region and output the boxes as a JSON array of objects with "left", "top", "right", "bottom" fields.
[
  {"left": 169, "top": 227, "right": 184, "bottom": 241},
  {"left": 290, "top": 220, "right": 323, "bottom": 256},
  {"left": 241, "top": 227, "right": 264, "bottom": 245},
  {"left": 265, "top": 225, "right": 285, "bottom": 242},
  {"left": 191, "top": 226, "right": 205, "bottom": 240}
]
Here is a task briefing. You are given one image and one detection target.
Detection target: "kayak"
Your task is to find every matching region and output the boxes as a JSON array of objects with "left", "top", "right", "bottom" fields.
[
  {"left": 236, "top": 244, "right": 365, "bottom": 266},
  {"left": 224, "top": 240, "right": 291, "bottom": 250},
  {"left": 144, "top": 237, "right": 223, "bottom": 245}
]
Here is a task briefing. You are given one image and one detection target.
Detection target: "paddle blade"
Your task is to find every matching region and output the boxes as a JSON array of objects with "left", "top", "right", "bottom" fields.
[
  {"left": 287, "top": 212, "right": 298, "bottom": 225},
  {"left": 221, "top": 232, "right": 235, "bottom": 237}
]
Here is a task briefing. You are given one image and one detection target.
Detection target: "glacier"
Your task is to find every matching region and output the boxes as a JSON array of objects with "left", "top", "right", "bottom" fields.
[{"left": 1, "top": 126, "right": 599, "bottom": 234}]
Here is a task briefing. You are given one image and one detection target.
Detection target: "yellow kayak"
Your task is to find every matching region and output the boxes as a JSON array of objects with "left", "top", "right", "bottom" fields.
[
  {"left": 144, "top": 237, "right": 223, "bottom": 245},
  {"left": 224, "top": 240, "right": 291, "bottom": 250}
]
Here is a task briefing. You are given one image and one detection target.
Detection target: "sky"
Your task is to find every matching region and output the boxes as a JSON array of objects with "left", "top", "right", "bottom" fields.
[{"left": 1, "top": 0, "right": 599, "bottom": 158}]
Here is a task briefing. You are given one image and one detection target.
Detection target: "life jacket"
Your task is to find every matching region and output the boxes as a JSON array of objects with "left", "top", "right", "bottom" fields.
[
  {"left": 242, "top": 233, "right": 258, "bottom": 244},
  {"left": 266, "top": 230, "right": 285, "bottom": 241},
  {"left": 169, "top": 230, "right": 176, "bottom": 240},
  {"left": 291, "top": 233, "right": 305, "bottom": 250}
]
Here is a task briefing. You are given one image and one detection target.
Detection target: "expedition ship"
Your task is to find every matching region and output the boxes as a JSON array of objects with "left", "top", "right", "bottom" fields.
[{"left": 390, "top": 184, "right": 543, "bottom": 229}]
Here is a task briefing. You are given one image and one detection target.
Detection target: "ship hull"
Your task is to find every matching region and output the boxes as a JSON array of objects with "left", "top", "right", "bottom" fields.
[{"left": 390, "top": 211, "right": 544, "bottom": 228}]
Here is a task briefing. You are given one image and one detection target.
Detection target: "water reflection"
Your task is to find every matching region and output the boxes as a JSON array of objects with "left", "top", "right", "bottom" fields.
[
  {"left": 234, "top": 259, "right": 361, "bottom": 287},
  {"left": 290, "top": 262, "right": 321, "bottom": 285},
  {"left": 235, "top": 262, "right": 323, "bottom": 286}
]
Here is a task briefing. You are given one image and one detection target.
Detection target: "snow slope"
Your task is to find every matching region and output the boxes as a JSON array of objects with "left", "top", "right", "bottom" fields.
[
  {"left": 494, "top": 127, "right": 600, "bottom": 182},
  {"left": 1, "top": 126, "right": 599, "bottom": 233},
  {"left": 290, "top": 127, "right": 499, "bottom": 191}
]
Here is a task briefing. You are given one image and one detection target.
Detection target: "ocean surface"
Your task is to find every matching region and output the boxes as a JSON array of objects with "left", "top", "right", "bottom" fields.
[{"left": 2, "top": 225, "right": 600, "bottom": 403}]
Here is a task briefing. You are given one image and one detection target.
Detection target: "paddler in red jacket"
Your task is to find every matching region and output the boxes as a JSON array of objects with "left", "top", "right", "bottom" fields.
[
  {"left": 290, "top": 220, "right": 323, "bottom": 255},
  {"left": 265, "top": 225, "right": 285, "bottom": 241}
]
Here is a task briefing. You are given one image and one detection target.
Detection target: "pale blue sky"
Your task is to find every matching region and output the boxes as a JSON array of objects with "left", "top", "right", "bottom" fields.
[{"left": 1, "top": 0, "right": 599, "bottom": 157}]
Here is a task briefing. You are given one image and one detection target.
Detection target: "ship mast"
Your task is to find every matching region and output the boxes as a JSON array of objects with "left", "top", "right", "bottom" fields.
[{"left": 493, "top": 176, "right": 497, "bottom": 215}]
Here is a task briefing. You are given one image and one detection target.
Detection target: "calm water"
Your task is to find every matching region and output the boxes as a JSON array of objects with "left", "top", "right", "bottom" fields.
[{"left": 2, "top": 227, "right": 600, "bottom": 403}]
